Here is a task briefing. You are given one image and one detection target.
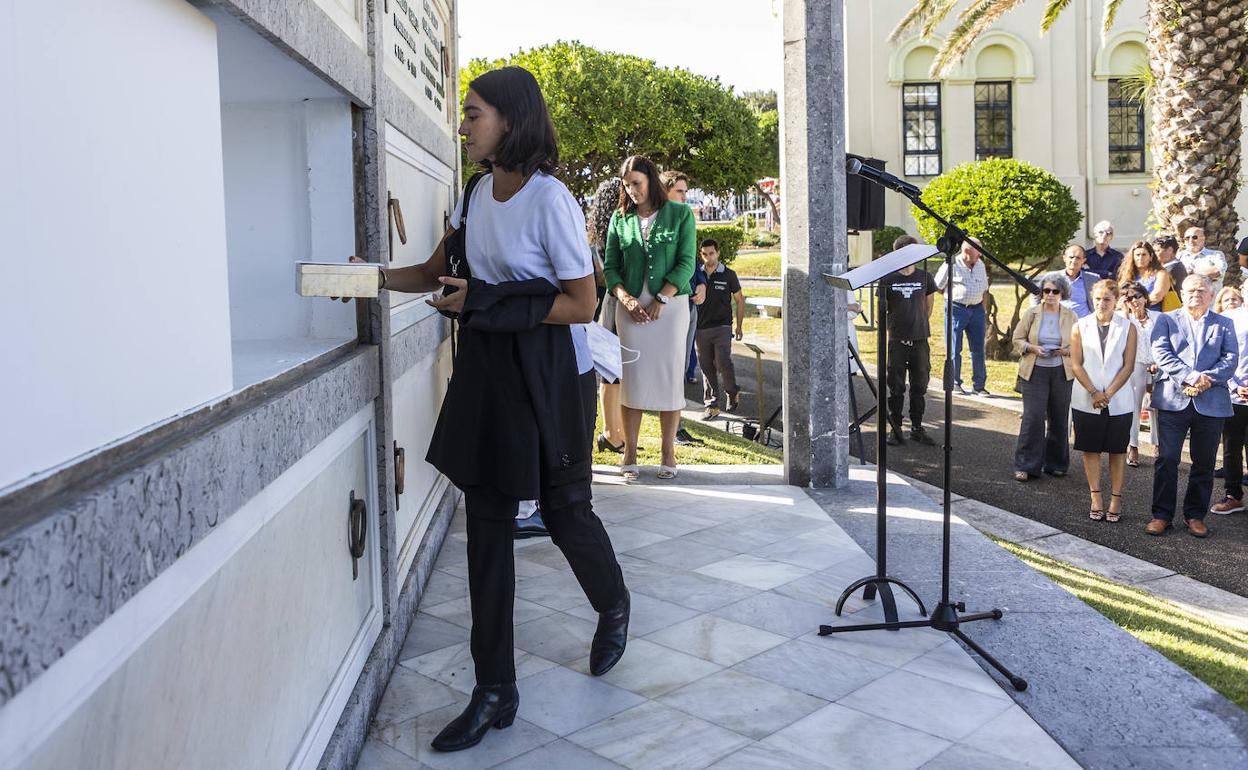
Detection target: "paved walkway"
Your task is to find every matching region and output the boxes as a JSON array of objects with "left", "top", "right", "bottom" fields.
[{"left": 356, "top": 476, "right": 1077, "bottom": 770}]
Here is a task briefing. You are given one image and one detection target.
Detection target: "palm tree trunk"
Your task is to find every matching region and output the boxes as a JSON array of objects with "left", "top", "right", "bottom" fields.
[{"left": 1149, "top": 0, "right": 1248, "bottom": 257}]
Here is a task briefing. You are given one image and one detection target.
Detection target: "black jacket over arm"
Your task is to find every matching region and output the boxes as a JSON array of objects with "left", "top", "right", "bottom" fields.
[{"left": 426, "top": 278, "right": 592, "bottom": 516}]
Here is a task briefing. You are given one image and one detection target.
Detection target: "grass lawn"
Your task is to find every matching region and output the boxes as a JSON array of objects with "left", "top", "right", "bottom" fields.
[
  {"left": 592, "top": 412, "right": 781, "bottom": 466},
  {"left": 1000, "top": 539, "right": 1248, "bottom": 712},
  {"left": 733, "top": 251, "right": 781, "bottom": 278}
]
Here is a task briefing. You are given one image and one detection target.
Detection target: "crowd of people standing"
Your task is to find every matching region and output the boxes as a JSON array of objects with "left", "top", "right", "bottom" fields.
[{"left": 876, "top": 221, "right": 1248, "bottom": 539}]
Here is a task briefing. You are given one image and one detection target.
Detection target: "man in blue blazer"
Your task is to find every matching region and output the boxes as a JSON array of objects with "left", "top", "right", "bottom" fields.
[{"left": 1149, "top": 274, "right": 1239, "bottom": 537}]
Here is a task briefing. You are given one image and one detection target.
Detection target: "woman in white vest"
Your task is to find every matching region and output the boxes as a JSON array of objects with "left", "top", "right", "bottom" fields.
[{"left": 1071, "top": 279, "right": 1138, "bottom": 523}]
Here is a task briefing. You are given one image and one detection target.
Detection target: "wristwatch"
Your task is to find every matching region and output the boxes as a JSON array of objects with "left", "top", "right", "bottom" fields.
[{"left": 656, "top": 294, "right": 669, "bottom": 304}]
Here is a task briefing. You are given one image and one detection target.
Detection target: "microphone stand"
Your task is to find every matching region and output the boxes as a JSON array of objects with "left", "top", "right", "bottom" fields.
[{"left": 820, "top": 186, "right": 1032, "bottom": 693}]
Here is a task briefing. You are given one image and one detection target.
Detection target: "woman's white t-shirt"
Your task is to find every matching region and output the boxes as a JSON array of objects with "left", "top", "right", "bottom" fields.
[{"left": 451, "top": 172, "right": 593, "bottom": 374}]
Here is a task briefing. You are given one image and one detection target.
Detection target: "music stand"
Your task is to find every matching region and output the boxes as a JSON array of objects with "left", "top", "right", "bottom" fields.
[
  {"left": 822, "top": 207, "right": 1031, "bottom": 692},
  {"left": 824, "top": 243, "right": 939, "bottom": 623}
]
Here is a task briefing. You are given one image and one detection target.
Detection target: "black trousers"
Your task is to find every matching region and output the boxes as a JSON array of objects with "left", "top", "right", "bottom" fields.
[
  {"left": 463, "top": 371, "right": 626, "bottom": 686},
  {"left": 1223, "top": 403, "right": 1248, "bottom": 500},
  {"left": 886, "top": 339, "right": 931, "bottom": 430},
  {"left": 1014, "top": 366, "right": 1072, "bottom": 475},
  {"left": 1153, "top": 404, "right": 1223, "bottom": 522}
]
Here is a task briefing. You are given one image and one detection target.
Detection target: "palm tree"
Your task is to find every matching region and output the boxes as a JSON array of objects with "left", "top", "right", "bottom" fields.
[{"left": 893, "top": 0, "right": 1248, "bottom": 257}]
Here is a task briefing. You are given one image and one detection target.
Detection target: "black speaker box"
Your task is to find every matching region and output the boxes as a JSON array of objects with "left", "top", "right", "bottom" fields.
[{"left": 846, "top": 154, "right": 886, "bottom": 231}]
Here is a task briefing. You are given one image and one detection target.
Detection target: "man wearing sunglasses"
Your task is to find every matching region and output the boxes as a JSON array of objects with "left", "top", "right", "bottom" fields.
[{"left": 1177, "top": 227, "right": 1227, "bottom": 293}]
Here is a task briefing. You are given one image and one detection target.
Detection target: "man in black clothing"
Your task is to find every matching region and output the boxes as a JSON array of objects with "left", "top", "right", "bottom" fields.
[
  {"left": 695, "top": 239, "right": 745, "bottom": 419},
  {"left": 880, "top": 238, "right": 938, "bottom": 446}
]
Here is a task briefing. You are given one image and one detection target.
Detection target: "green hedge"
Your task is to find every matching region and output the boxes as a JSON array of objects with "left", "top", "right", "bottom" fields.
[{"left": 696, "top": 224, "right": 746, "bottom": 265}]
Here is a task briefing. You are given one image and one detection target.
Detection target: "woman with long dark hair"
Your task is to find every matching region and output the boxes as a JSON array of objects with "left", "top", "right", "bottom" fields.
[
  {"left": 603, "top": 155, "right": 697, "bottom": 480},
  {"left": 373, "top": 66, "right": 629, "bottom": 753},
  {"left": 1117, "top": 240, "right": 1171, "bottom": 311}
]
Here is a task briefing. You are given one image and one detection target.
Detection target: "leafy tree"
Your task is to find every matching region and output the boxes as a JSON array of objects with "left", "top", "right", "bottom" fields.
[
  {"left": 911, "top": 158, "right": 1082, "bottom": 358},
  {"left": 894, "top": 0, "right": 1248, "bottom": 260},
  {"left": 741, "top": 89, "right": 778, "bottom": 113},
  {"left": 460, "top": 42, "right": 768, "bottom": 201}
]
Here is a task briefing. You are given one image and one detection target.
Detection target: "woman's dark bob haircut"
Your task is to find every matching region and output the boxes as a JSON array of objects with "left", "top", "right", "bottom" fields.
[
  {"left": 617, "top": 155, "right": 667, "bottom": 215},
  {"left": 468, "top": 66, "right": 559, "bottom": 176}
]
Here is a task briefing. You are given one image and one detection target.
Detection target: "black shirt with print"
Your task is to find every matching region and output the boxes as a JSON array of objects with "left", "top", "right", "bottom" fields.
[
  {"left": 697, "top": 264, "right": 742, "bottom": 329},
  {"left": 879, "top": 269, "right": 937, "bottom": 341}
]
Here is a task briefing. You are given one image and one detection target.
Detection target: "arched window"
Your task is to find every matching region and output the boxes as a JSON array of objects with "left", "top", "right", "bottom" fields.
[
  {"left": 893, "top": 41, "right": 943, "bottom": 176},
  {"left": 1098, "top": 35, "right": 1148, "bottom": 174}
]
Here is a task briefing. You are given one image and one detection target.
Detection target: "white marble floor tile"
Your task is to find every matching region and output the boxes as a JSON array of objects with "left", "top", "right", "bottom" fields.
[
  {"left": 900, "top": 640, "right": 1011, "bottom": 701},
  {"left": 398, "top": 612, "right": 470, "bottom": 660},
  {"left": 356, "top": 738, "right": 434, "bottom": 769},
  {"left": 512, "top": 612, "right": 599, "bottom": 664},
  {"left": 568, "top": 637, "right": 722, "bottom": 698},
  {"left": 770, "top": 569, "right": 882, "bottom": 613},
  {"left": 421, "top": 569, "right": 468, "bottom": 606},
  {"left": 807, "top": 617, "right": 947, "bottom": 668},
  {"left": 514, "top": 666, "right": 646, "bottom": 736},
  {"left": 423, "top": 595, "right": 554, "bottom": 630},
  {"left": 512, "top": 556, "right": 557, "bottom": 580},
  {"left": 658, "top": 669, "right": 828, "bottom": 740},
  {"left": 753, "top": 535, "right": 861, "bottom": 571},
  {"left": 567, "top": 701, "right": 752, "bottom": 770},
  {"left": 837, "top": 669, "right": 1014, "bottom": 741},
  {"left": 372, "top": 702, "right": 556, "bottom": 770},
  {"left": 705, "top": 742, "right": 825, "bottom": 770},
  {"left": 711, "top": 591, "right": 838, "bottom": 639},
  {"left": 563, "top": 591, "right": 701, "bottom": 637},
  {"left": 514, "top": 570, "right": 597, "bottom": 612},
  {"left": 498, "top": 738, "right": 628, "bottom": 769},
  {"left": 614, "top": 536, "right": 738, "bottom": 570},
  {"left": 372, "top": 667, "right": 463, "bottom": 728},
  {"left": 762, "top": 703, "right": 951, "bottom": 770},
  {"left": 598, "top": 524, "right": 671, "bottom": 553},
  {"left": 402, "top": 642, "right": 557, "bottom": 695},
  {"left": 646, "top": 614, "right": 787, "bottom": 666},
  {"left": 628, "top": 569, "right": 759, "bottom": 612},
  {"left": 733, "top": 637, "right": 894, "bottom": 702},
  {"left": 695, "top": 554, "right": 813, "bottom": 590},
  {"left": 959, "top": 705, "right": 1080, "bottom": 769},
  {"left": 920, "top": 744, "right": 1036, "bottom": 770},
  {"left": 626, "top": 510, "right": 721, "bottom": 538}
]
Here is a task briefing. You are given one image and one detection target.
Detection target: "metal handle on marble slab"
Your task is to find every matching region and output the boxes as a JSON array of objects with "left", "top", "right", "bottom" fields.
[
  {"left": 349, "top": 491, "right": 367, "bottom": 580},
  {"left": 388, "top": 196, "right": 407, "bottom": 245},
  {"left": 394, "top": 442, "right": 406, "bottom": 501}
]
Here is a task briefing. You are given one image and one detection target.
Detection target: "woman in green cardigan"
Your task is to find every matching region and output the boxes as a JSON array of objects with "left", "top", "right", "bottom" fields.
[{"left": 603, "top": 155, "right": 697, "bottom": 480}]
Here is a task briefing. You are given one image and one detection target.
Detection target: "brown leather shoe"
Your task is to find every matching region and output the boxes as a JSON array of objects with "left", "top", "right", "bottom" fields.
[
  {"left": 1186, "top": 518, "right": 1210, "bottom": 538},
  {"left": 1145, "top": 519, "right": 1172, "bottom": 536}
]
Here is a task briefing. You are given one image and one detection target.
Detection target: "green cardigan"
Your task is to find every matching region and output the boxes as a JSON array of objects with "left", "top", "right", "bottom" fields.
[{"left": 603, "top": 201, "right": 697, "bottom": 298}]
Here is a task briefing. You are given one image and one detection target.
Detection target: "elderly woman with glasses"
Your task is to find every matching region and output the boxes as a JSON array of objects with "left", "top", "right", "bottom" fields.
[
  {"left": 1117, "top": 280, "right": 1159, "bottom": 467},
  {"left": 1071, "top": 280, "right": 1138, "bottom": 522},
  {"left": 1011, "top": 272, "right": 1078, "bottom": 481}
]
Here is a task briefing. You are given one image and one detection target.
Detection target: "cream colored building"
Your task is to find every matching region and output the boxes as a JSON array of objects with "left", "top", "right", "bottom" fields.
[{"left": 846, "top": 0, "right": 1248, "bottom": 256}]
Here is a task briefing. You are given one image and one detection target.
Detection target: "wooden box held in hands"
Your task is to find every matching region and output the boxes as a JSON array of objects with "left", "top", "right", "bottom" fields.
[{"left": 296, "top": 262, "right": 381, "bottom": 298}]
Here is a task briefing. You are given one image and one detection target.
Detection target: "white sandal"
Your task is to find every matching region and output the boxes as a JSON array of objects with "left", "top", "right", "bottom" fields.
[
  {"left": 621, "top": 464, "right": 640, "bottom": 481},
  {"left": 657, "top": 465, "right": 678, "bottom": 480}
]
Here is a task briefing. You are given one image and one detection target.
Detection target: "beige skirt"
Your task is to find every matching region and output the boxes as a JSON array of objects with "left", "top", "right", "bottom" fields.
[{"left": 616, "top": 287, "right": 690, "bottom": 411}]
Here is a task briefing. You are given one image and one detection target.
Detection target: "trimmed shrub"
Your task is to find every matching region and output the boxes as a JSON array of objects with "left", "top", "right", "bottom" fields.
[
  {"left": 751, "top": 230, "right": 780, "bottom": 248},
  {"left": 872, "top": 225, "right": 908, "bottom": 257},
  {"left": 696, "top": 223, "right": 746, "bottom": 265}
]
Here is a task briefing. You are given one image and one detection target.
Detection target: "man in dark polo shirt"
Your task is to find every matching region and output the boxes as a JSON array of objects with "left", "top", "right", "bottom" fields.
[
  {"left": 880, "top": 237, "right": 938, "bottom": 445},
  {"left": 695, "top": 239, "right": 745, "bottom": 420}
]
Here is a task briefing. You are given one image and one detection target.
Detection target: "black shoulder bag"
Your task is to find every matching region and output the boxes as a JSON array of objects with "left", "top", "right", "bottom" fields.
[{"left": 441, "top": 171, "right": 487, "bottom": 319}]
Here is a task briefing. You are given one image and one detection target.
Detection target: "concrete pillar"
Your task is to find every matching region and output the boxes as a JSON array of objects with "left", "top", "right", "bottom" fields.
[{"left": 781, "top": 0, "right": 850, "bottom": 488}]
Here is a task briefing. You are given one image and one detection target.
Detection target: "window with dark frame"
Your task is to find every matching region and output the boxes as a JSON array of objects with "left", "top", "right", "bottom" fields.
[
  {"left": 974, "top": 81, "right": 1012, "bottom": 160},
  {"left": 902, "top": 83, "right": 941, "bottom": 176},
  {"left": 1107, "top": 78, "right": 1145, "bottom": 174}
]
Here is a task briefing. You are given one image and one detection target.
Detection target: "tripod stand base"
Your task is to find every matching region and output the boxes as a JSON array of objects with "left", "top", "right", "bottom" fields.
[
  {"left": 832, "top": 575, "right": 927, "bottom": 626},
  {"left": 818, "top": 601, "right": 1028, "bottom": 692}
]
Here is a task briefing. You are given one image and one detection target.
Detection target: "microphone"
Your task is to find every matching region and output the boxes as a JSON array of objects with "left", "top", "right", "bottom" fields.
[{"left": 847, "top": 157, "right": 921, "bottom": 198}]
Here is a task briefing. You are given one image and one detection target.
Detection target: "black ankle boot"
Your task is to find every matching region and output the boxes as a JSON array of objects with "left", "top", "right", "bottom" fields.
[
  {"left": 589, "top": 591, "right": 630, "bottom": 676},
  {"left": 430, "top": 683, "right": 519, "bottom": 752}
]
